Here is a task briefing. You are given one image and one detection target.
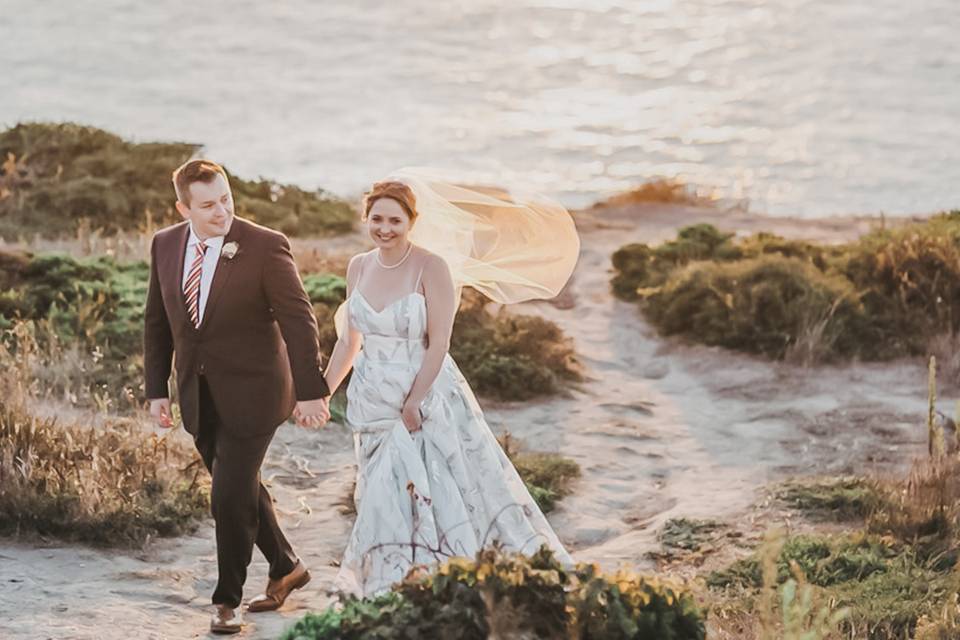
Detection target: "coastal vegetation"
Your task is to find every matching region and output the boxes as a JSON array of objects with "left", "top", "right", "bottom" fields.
[
  {"left": 281, "top": 546, "right": 705, "bottom": 640},
  {"left": 611, "top": 212, "right": 960, "bottom": 367},
  {"left": 0, "top": 122, "right": 354, "bottom": 239},
  {"left": 0, "top": 322, "right": 209, "bottom": 546},
  {"left": 706, "top": 360, "right": 960, "bottom": 639}
]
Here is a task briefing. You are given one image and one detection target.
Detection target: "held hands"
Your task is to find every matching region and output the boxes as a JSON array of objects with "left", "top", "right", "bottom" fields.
[
  {"left": 294, "top": 397, "right": 331, "bottom": 429},
  {"left": 149, "top": 398, "right": 174, "bottom": 429},
  {"left": 401, "top": 398, "right": 423, "bottom": 433}
]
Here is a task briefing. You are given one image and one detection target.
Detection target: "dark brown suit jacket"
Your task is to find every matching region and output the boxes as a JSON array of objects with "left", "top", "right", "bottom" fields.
[{"left": 143, "top": 217, "right": 329, "bottom": 437}]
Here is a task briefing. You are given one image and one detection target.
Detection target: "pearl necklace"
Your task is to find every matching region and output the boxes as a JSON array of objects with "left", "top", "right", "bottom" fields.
[{"left": 376, "top": 242, "right": 413, "bottom": 269}]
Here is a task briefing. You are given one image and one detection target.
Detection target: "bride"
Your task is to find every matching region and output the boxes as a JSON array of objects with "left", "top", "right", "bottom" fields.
[{"left": 322, "top": 170, "right": 579, "bottom": 597}]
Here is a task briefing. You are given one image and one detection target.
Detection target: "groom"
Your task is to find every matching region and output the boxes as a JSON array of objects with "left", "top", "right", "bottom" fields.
[{"left": 144, "top": 159, "right": 331, "bottom": 634}]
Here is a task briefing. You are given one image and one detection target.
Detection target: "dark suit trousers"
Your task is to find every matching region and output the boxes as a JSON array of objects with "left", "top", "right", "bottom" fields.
[{"left": 195, "top": 376, "right": 298, "bottom": 608}]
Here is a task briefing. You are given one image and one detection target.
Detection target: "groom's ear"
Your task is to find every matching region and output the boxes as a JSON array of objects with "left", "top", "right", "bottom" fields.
[{"left": 175, "top": 199, "right": 191, "bottom": 221}]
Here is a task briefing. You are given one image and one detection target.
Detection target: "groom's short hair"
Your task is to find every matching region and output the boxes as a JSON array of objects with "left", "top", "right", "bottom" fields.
[{"left": 173, "top": 159, "right": 229, "bottom": 205}]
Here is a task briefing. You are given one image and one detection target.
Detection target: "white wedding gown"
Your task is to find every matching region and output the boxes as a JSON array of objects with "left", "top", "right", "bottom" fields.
[{"left": 333, "top": 286, "right": 573, "bottom": 597}]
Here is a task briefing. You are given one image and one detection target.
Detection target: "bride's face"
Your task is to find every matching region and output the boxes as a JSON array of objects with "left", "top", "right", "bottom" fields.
[{"left": 367, "top": 198, "right": 413, "bottom": 249}]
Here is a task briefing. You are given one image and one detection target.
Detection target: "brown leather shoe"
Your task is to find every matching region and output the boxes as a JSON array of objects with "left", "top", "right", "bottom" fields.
[
  {"left": 210, "top": 604, "right": 244, "bottom": 634},
  {"left": 247, "top": 560, "right": 311, "bottom": 613}
]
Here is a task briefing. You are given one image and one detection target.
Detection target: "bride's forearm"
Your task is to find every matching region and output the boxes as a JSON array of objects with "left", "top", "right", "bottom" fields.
[{"left": 324, "top": 337, "right": 361, "bottom": 395}]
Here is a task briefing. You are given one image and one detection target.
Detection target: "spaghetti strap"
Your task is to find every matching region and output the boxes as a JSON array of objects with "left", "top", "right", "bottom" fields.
[
  {"left": 355, "top": 250, "right": 372, "bottom": 286},
  {"left": 414, "top": 262, "right": 426, "bottom": 295}
]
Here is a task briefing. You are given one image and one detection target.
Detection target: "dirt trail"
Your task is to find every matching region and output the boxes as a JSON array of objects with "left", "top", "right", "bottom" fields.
[{"left": 0, "top": 204, "right": 940, "bottom": 639}]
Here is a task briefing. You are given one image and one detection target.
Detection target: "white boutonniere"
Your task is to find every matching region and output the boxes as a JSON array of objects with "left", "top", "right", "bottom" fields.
[{"left": 221, "top": 241, "right": 240, "bottom": 260}]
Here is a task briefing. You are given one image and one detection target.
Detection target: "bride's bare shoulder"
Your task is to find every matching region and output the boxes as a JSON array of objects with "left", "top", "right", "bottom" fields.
[
  {"left": 412, "top": 246, "right": 448, "bottom": 269},
  {"left": 415, "top": 249, "right": 453, "bottom": 287},
  {"left": 346, "top": 250, "right": 375, "bottom": 285}
]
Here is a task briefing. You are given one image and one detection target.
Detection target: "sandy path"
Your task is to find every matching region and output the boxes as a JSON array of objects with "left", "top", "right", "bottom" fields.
[
  {"left": 491, "top": 204, "right": 933, "bottom": 571},
  {"left": 0, "top": 203, "right": 944, "bottom": 639}
]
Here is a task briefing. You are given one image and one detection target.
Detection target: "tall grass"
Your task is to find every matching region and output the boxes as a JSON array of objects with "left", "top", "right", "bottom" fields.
[{"left": 0, "top": 320, "right": 209, "bottom": 546}]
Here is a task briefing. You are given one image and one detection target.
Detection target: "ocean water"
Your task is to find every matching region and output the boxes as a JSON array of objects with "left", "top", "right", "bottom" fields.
[{"left": 2, "top": 0, "right": 957, "bottom": 215}]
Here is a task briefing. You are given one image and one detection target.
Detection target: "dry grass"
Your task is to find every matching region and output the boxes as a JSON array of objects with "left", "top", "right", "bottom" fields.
[
  {"left": 496, "top": 431, "right": 581, "bottom": 513},
  {"left": 592, "top": 178, "right": 721, "bottom": 208},
  {"left": 929, "top": 333, "right": 960, "bottom": 390},
  {"left": 0, "top": 320, "right": 209, "bottom": 546}
]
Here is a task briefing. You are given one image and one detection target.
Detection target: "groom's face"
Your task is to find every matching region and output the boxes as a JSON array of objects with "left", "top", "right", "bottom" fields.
[{"left": 176, "top": 174, "right": 235, "bottom": 239}]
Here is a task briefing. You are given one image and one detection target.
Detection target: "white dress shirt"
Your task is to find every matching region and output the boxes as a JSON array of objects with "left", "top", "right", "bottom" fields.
[{"left": 181, "top": 225, "right": 225, "bottom": 325}]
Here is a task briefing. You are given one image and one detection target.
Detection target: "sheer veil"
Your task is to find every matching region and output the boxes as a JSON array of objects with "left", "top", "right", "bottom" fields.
[
  {"left": 392, "top": 167, "right": 579, "bottom": 304},
  {"left": 334, "top": 167, "right": 580, "bottom": 336}
]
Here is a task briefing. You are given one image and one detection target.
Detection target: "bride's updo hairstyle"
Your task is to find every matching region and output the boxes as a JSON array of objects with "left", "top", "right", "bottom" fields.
[{"left": 362, "top": 181, "right": 419, "bottom": 222}]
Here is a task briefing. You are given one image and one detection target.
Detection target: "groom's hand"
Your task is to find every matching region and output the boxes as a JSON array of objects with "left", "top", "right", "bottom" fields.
[
  {"left": 149, "top": 398, "right": 174, "bottom": 429},
  {"left": 294, "top": 397, "right": 330, "bottom": 429}
]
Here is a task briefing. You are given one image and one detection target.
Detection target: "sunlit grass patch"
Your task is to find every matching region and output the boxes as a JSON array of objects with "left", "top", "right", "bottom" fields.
[
  {"left": 593, "top": 178, "right": 720, "bottom": 208},
  {"left": 281, "top": 546, "right": 705, "bottom": 640},
  {"left": 497, "top": 432, "right": 580, "bottom": 514},
  {"left": 0, "top": 402, "right": 209, "bottom": 546},
  {"left": 0, "top": 324, "right": 208, "bottom": 546},
  {"left": 778, "top": 476, "right": 886, "bottom": 522}
]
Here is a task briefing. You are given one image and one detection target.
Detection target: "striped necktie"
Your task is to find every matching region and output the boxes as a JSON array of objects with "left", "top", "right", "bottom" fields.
[{"left": 184, "top": 240, "right": 208, "bottom": 328}]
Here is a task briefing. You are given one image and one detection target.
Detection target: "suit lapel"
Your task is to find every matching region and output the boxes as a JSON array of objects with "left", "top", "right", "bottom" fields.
[
  {"left": 174, "top": 222, "right": 191, "bottom": 322},
  {"left": 199, "top": 217, "right": 246, "bottom": 331}
]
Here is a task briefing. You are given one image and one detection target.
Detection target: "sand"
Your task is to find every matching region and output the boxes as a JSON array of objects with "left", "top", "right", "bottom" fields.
[{"left": 0, "top": 202, "right": 943, "bottom": 639}]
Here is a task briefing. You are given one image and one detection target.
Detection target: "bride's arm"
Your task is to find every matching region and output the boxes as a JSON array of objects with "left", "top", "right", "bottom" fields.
[
  {"left": 402, "top": 255, "right": 457, "bottom": 430},
  {"left": 323, "top": 254, "right": 365, "bottom": 395}
]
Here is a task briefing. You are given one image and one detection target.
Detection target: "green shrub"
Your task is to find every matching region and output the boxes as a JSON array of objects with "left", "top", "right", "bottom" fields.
[
  {"left": 0, "top": 251, "right": 148, "bottom": 406},
  {"left": 451, "top": 291, "right": 582, "bottom": 401},
  {"left": 709, "top": 531, "right": 957, "bottom": 640},
  {"left": 610, "top": 224, "right": 739, "bottom": 300},
  {"left": 837, "top": 213, "right": 960, "bottom": 359},
  {"left": 613, "top": 215, "right": 960, "bottom": 362},
  {"left": 0, "top": 122, "right": 354, "bottom": 239},
  {"left": 779, "top": 477, "right": 886, "bottom": 521},
  {"left": 281, "top": 546, "right": 706, "bottom": 640},
  {"left": 570, "top": 563, "right": 705, "bottom": 640},
  {"left": 302, "top": 273, "right": 347, "bottom": 306},
  {"left": 305, "top": 274, "right": 347, "bottom": 356},
  {"left": 497, "top": 432, "right": 580, "bottom": 513},
  {"left": 644, "top": 255, "right": 863, "bottom": 359}
]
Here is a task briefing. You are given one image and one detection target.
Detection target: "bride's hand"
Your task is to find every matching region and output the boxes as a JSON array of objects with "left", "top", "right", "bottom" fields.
[{"left": 401, "top": 400, "right": 423, "bottom": 433}]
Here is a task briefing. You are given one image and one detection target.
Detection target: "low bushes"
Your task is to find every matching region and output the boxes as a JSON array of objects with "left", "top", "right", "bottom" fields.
[
  {"left": 1, "top": 252, "right": 583, "bottom": 411},
  {"left": 612, "top": 212, "right": 960, "bottom": 362},
  {"left": 281, "top": 546, "right": 705, "bottom": 640},
  {"left": 451, "top": 290, "right": 583, "bottom": 401},
  {"left": 0, "top": 122, "right": 354, "bottom": 239},
  {"left": 0, "top": 326, "right": 208, "bottom": 546},
  {"left": 711, "top": 453, "right": 960, "bottom": 639}
]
